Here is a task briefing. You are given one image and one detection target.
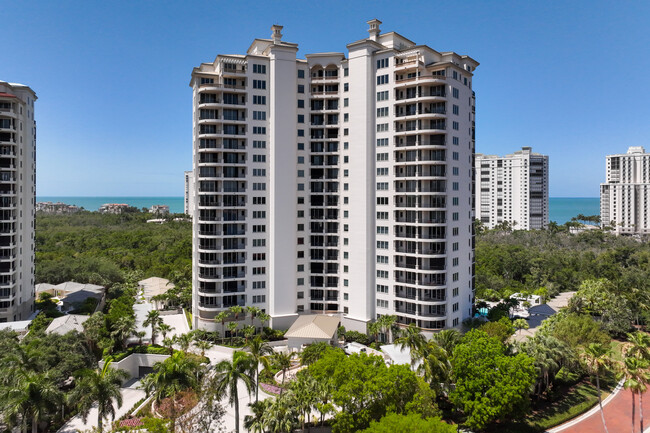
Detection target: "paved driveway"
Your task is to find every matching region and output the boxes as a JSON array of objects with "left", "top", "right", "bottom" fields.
[
  {"left": 204, "top": 346, "right": 274, "bottom": 432},
  {"left": 549, "top": 384, "right": 650, "bottom": 433},
  {"left": 160, "top": 313, "right": 190, "bottom": 341},
  {"left": 57, "top": 380, "right": 146, "bottom": 433}
]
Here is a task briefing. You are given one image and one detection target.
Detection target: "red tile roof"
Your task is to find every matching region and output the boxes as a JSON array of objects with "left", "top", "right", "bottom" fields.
[{"left": 0, "top": 93, "right": 17, "bottom": 99}]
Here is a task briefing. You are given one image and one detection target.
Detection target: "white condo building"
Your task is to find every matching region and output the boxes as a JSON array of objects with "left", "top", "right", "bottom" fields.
[
  {"left": 601, "top": 146, "right": 650, "bottom": 235},
  {"left": 190, "top": 21, "right": 478, "bottom": 334},
  {"left": 475, "top": 147, "right": 549, "bottom": 230},
  {"left": 184, "top": 170, "right": 195, "bottom": 217},
  {"left": 0, "top": 81, "right": 36, "bottom": 323}
]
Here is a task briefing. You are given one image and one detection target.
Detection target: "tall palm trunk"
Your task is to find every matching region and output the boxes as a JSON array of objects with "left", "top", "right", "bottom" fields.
[
  {"left": 234, "top": 393, "right": 240, "bottom": 433},
  {"left": 98, "top": 412, "right": 103, "bottom": 432},
  {"left": 255, "top": 368, "right": 259, "bottom": 403},
  {"left": 170, "top": 396, "right": 177, "bottom": 432},
  {"left": 31, "top": 415, "right": 37, "bottom": 433},
  {"left": 595, "top": 374, "right": 609, "bottom": 433}
]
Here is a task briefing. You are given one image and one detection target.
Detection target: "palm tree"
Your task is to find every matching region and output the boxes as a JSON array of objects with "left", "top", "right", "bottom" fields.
[
  {"left": 71, "top": 360, "right": 130, "bottom": 432},
  {"left": 378, "top": 314, "right": 397, "bottom": 343},
  {"left": 243, "top": 325, "right": 256, "bottom": 343},
  {"left": 134, "top": 330, "right": 146, "bottom": 345},
  {"left": 627, "top": 331, "right": 650, "bottom": 361},
  {"left": 273, "top": 352, "right": 293, "bottom": 391},
  {"left": 582, "top": 343, "right": 612, "bottom": 433},
  {"left": 513, "top": 318, "right": 530, "bottom": 335},
  {"left": 625, "top": 332, "right": 650, "bottom": 433},
  {"left": 431, "top": 329, "right": 462, "bottom": 354},
  {"left": 247, "top": 306, "right": 261, "bottom": 329},
  {"left": 158, "top": 322, "right": 173, "bottom": 343},
  {"left": 395, "top": 323, "right": 426, "bottom": 367},
  {"left": 244, "top": 399, "right": 271, "bottom": 433},
  {"left": 143, "top": 310, "right": 162, "bottom": 345},
  {"left": 245, "top": 336, "right": 273, "bottom": 402},
  {"left": 525, "top": 334, "right": 567, "bottom": 396},
  {"left": 263, "top": 393, "right": 299, "bottom": 433},
  {"left": 367, "top": 321, "right": 381, "bottom": 344},
  {"left": 314, "top": 378, "right": 335, "bottom": 427},
  {"left": 5, "top": 370, "right": 62, "bottom": 433},
  {"left": 214, "top": 311, "right": 230, "bottom": 342},
  {"left": 227, "top": 321, "right": 238, "bottom": 345},
  {"left": 194, "top": 339, "right": 212, "bottom": 357},
  {"left": 110, "top": 316, "right": 136, "bottom": 349},
  {"left": 213, "top": 351, "right": 256, "bottom": 433},
  {"left": 229, "top": 305, "right": 244, "bottom": 321},
  {"left": 141, "top": 351, "right": 201, "bottom": 432},
  {"left": 619, "top": 356, "right": 649, "bottom": 433},
  {"left": 175, "top": 333, "right": 193, "bottom": 353},
  {"left": 417, "top": 341, "right": 451, "bottom": 393},
  {"left": 289, "top": 372, "right": 318, "bottom": 430},
  {"left": 162, "top": 336, "right": 175, "bottom": 355},
  {"left": 258, "top": 311, "right": 271, "bottom": 329}
]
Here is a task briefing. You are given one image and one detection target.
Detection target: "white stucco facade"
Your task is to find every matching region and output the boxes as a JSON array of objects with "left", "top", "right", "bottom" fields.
[
  {"left": 0, "top": 81, "right": 36, "bottom": 323},
  {"left": 601, "top": 146, "right": 650, "bottom": 235},
  {"left": 190, "top": 21, "right": 478, "bottom": 334},
  {"left": 475, "top": 147, "right": 549, "bottom": 230}
]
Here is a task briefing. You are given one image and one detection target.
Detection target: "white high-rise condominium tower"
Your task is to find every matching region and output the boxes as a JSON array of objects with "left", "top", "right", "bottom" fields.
[
  {"left": 475, "top": 147, "right": 549, "bottom": 230},
  {"left": 601, "top": 146, "right": 650, "bottom": 235},
  {"left": 0, "top": 81, "right": 36, "bottom": 323},
  {"left": 190, "top": 21, "right": 478, "bottom": 334},
  {"left": 184, "top": 170, "right": 195, "bottom": 217}
]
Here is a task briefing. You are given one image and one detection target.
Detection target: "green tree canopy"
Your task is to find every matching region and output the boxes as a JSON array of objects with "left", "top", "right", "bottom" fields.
[
  {"left": 450, "top": 329, "right": 536, "bottom": 431},
  {"left": 308, "top": 349, "right": 418, "bottom": 432},
  {"left": 361, "top": 413, "right": 457, "bottom": 433}
]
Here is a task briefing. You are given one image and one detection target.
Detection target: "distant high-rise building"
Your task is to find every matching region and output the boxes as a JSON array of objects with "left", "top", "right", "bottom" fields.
[
  {"left": 600, "top": 146, "right": 650, "bottom": 235},
  {"left": 190, "top": 21, "right": 478, "bottom": 334},
  {"left": 475, "top": 147, "right": 549, "bottom": 230},
  {"left": 0, "top": 81, "right": 36, "bottom": 322},
  {"left": 184, "top": 170, "right": 195, "bottom": 217}
]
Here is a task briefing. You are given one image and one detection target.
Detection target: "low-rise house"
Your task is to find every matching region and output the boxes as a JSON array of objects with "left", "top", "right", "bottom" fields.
[
  {"left": 98, "top": 203, "right": 129, "bottom": 214},
  {"left": 37, "top": 281, "right": 105, "bottom": 313},
  {"left": 149, "top": 205, "right": 169, "bottom": 215},
  {"left": 0, "top": 319, "right": 32, "bottom": 338},
  {"left": 45, "top": 314, "right": 89, "bottom": 335},
  {"left": 35, "top": 282, "right": 57, "bottom": 297},
  {"left": 55, "top": 282, "right": 105, "bottom": 312},
  {"left": 36, "top": 202, "right": 80, "bottom": 214}
]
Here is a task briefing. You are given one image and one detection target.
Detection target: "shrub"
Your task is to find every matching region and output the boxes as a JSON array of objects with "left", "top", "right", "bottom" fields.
[{"left": 344, "top": 330, "right": 371, "bottom": 346}]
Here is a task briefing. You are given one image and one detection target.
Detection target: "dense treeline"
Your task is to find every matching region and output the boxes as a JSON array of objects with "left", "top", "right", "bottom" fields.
[
  {"left": 475, "top": 223, "right": 650, "bottom": 304},
  {"left": 35, "top": 212, "right": 191, "bottom": 287}
]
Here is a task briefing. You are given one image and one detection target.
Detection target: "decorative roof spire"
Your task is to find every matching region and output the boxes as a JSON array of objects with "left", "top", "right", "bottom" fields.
[
  {"left": 271, "top": 24, "right": 283, "bottom": 44},
  {"left": 367, "top": 18, "right": 382, "bottom": 41}
]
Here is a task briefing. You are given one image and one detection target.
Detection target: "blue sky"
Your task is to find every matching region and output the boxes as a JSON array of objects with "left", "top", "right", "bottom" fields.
[{"left": 2, "top": 0, "right": 648, "bottom": 197}]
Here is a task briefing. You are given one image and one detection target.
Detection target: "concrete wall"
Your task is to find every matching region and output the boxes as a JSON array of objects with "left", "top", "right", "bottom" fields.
[{"left": 99, "top": 353, "right": 170, "bottom": 383}]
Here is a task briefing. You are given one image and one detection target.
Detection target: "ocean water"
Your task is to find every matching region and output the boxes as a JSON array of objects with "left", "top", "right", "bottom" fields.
[
  {"left": 37, "top": 197, "right": 185, "bottom": 214},
  {"left": 37, "top": 196, "right": 600, "bottom": 225},
  {"left": 548, "top": 197, "right": 600, "bottom": 224}
]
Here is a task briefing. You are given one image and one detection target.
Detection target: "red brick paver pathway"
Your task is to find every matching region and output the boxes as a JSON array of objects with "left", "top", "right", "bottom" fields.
[{"left": 550, "top": 388, "right": 650, "bottom": 433}]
